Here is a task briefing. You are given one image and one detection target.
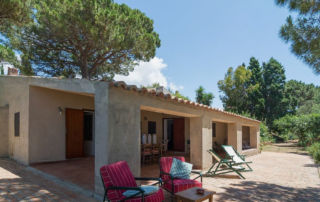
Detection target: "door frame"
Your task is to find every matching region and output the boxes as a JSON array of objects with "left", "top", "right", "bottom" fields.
[{"left": 162, "top": 117, "right": 185, "bottom": 152}]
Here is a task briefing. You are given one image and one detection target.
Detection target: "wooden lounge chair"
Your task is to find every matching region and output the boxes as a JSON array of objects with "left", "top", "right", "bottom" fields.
[
  {"left": 159, "top": 156, "right": 202, "bottom": 195},
  {"left": 221, "top": 145, "right": 253, "bottom": 172},
  {"left": 100, "top": 161, "right": 164, "bottom": 202},
  {"left": 205, "top": 149, "right": 250, "bottom": 179}
]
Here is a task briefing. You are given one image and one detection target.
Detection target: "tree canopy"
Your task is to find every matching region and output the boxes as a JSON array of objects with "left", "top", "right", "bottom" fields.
[
  {"left": 10, "top": 0, "right": 160, "bottom": 79},
  {"left": 218, "top": 65, "right": 252, "bottom": 114},
  {"left": 218, "top": 57, "right": 286, "bottom": 127},
  {"left": 195, "top": 86, "right": 214, "bottom": 106},
  {"left": 0, "top": 44, "right": 18, "bottom": 65},
  {"left": 0, "top": 0, "right": 32, "bottom": 35},
  {"left": 276, "top": 0, "right": 320, "bottom": 73}
]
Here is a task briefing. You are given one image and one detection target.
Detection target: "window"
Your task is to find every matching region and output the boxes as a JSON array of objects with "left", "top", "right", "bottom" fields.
[
  {"left": 148, "top": 121, "right": 156, "bottom": 134},
  {"left": 14, "top": 112, "right": 20, "bottom": 137},
  {"left": 212, "top": 122, "right": 216, "bottom": 137}
]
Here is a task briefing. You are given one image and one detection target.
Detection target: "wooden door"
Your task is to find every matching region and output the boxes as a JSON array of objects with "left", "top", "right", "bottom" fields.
[
  {"left": 66, "top": 108, "right": 84, "bottom": 158},
  {"left": 173, "top": 118, "right": 185, "bottom": 152}
]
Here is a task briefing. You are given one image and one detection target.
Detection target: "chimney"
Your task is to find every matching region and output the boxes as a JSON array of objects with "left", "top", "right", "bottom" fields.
[{"left": 8, "top": 67, "right": 18, "bottom": 76}]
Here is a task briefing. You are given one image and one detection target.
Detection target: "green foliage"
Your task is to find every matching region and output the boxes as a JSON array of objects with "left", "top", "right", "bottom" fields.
[
  {"left": 276, "top": 0, "right": 320, "bottom": 73},
  {"left": 284, "top": 80, "right": 316, "bottom": 114},
  {"left": 259, "top": 122, "right": 273, "bottom": 143},
  {"left": 141, "top": 83, "right": 190, "bottom": 101},
  {"left": 0, "top": 0, "right": 33, "bottom": 34},
  {"left": 173, "top": 91, "right": 190, "bottom": 101},
  {"left": 247, "top": 57, "right": 264, "bottom": 120},
  {"left": 274, "top": 114, "right": 320, "bottom": 146},
  {"left": 0, "top": 64, "right": 4, "bottom": 75},
  {"left": 195, "top": 86, "right": 214, "bottom": 106},
  {"left": 307, "top": 142, "right": 320, "bottom": 163},
  {"left": 218, "top": 65, "right": 251, "bottom": 113},
  {"left": 218, "top": 57, "right": 286, "bottom": 127},
  {"left": 0, "top": 44, "right": 18, "bottom": 66},
  {"left": 262, "top": 58, "right": 287, "bottom": 126},
  {"left": 10, "top": 0, "right": 160, "bottom": 80},
  {"left": 19, "top": 53, "right": 34, "bottom": 76}
]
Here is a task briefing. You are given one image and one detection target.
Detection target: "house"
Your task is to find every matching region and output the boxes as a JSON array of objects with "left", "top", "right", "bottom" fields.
[
  {"left": 0, "top": 76, "right": 260, "bottom": 195},
  {"left": 0, "top": 62, "right": 19, "bottom": 76}
]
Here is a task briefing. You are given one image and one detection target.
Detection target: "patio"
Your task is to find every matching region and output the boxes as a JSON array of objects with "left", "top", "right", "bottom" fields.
[{"left": 0, "top": 144, "right": 319, "bottom": 201}]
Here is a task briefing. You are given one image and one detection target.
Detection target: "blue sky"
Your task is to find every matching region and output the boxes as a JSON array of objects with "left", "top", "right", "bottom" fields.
[{"left": 114, "top": 0, "right": 320, "bottom": 108}]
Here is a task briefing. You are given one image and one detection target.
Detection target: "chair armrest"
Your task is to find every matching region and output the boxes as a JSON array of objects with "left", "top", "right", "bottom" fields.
[
  {"left": 134, "top": 177, "right": 162, "bottom": 185},
  {"left": 191, "top": 170, "right": 203, "bottom": 183},
  {"left": 160, "top": 171, "right": 173, "bottom": 179},
  {"left": 191, "top": 170, "right": 202, "bottom": 176},
  {"left": 106, "top": 186, "right": 144, "bottom": 201}
]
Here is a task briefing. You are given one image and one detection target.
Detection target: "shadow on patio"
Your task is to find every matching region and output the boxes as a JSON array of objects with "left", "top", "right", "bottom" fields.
[
  {"left": 214, "top": 181, "right": 320, "bottom": 201},
  {"left": 0, "top": 158, "right": 95, "bottom": 201}
]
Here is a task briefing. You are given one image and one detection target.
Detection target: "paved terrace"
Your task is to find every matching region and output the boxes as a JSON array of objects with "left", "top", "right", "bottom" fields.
[{"left": 0, "top": 144, "right": 319, "bottom": 201}]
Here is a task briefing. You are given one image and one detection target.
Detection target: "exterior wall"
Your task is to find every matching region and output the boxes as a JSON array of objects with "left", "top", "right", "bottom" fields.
[
  {"left": 0, "top": 76, "right": 30, "bottom": 164},
  {"left": 250, "top": 126, "right": 259, "bottom": 149},
  {"left": 213, "top": 122, "right": 227, "bottom": 145},
  {"left": 141, "top": 110, "right": 163, "bottom": 144},
  {"left": 28, "top": 86, "right": 94, "bottom": 163},
  {"left": 190, "top": 116, "right": 212, "bottom": 169},
  {"left": 0, "top": 105, "right": 8, "bottom": 156},
  {"left": 227, "top": 123, "right": 242, "bottom": 153}
]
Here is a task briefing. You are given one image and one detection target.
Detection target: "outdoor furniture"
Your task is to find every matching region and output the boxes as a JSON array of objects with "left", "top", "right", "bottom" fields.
[
  {"left": 159, "top": 156, "right": 202, "bottom": 195},
  {"left": 221, "top": 145, "right": 253, "bottom": 172},
  {"left": 100, "top": 161, "right": 164, "bottom": 202},
  {"left": 206, "top": 149, "right": 251, "bottom": 179},
  {"left": 175, "top": 187, "right": 216, "bottom": 202},
  {"left": 152, "top": 144, "right": 161, "bottom": 161},
  {"left": 141, "top": 144, "right": 153, "bottom": 164}
]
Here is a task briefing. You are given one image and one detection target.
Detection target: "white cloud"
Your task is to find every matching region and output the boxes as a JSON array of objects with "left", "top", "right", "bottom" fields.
[{"left": 114, "top": 57, "right": 183, "bottom": 91}]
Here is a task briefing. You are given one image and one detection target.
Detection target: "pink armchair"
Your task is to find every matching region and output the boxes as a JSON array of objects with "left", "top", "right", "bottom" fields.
[
  {"left": 159, "top": 157, "right": 202, "bottom": 195},
  {"left": 100, "top": 161, "right": 164, "bottom": 202}
]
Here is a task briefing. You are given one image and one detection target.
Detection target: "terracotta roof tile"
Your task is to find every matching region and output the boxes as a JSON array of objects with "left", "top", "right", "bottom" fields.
[{"left": 110, "top": 81, "right": 260, "bottom": 123}]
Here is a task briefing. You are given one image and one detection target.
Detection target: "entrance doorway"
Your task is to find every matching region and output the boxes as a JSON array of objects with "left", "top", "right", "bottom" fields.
[
  {"left": 163, "top": 118, "right": 185, "bottom": 152},
  {"left": 66, "top": 108, "right": 95, "bottom": 159}
]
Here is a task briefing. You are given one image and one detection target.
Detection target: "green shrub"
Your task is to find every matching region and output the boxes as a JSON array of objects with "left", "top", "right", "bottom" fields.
[
  {"left": 307, "top": 142, "right": 320, "bottom": 163},
  {"left": 273, "top": 113, "right": 320, "bottom": 146},
  {"left": 260, "top": 122, "right": 274, "bottom": 143}
]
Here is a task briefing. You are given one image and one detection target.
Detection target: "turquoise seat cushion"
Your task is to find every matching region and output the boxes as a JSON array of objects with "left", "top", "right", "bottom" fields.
[
  {"left": 169, "top": 158, "right": 193, "bottom": 179},
  {"left": 122, "top": 185, "right": 159, "bottom": 198}
]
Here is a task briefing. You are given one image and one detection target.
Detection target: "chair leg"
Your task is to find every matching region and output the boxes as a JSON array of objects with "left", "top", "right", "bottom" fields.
[
  {"left": 103, "top": 191, "right": 106, "bottom": 202},
  {"left": 246, "top": 163, "right": 253, "bottom": 171}
]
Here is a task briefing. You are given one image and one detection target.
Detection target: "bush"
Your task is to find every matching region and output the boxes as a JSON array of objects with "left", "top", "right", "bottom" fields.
[
  {"left": 260, "top": 122, "right": 274, "bottom": 143},
  {"left": 273, "top": 113, "right": 320, "bottom": 146},
  {"left": 307, "top": 142, "right": 320, "bottom": 163}
]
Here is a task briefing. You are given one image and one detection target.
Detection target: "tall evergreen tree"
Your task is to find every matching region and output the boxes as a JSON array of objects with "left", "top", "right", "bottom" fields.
[
  {"left": 276, "top": 0, "right": 320, "bottom": 73},
  {"left": 262, "top": 58, "right": 287, "bottom": 126},
  {"left": 247, "top": 57, "right": 264, "bottom": 119}
]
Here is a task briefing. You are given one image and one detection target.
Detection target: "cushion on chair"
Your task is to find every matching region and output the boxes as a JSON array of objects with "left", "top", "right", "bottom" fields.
[
  {"left": 160, "top": 156, "right": 185, "bottom": 181},
  {"left": 170, "top": 158, "right": 192, "bottom": 179},
  {"left": 122, "top": 186, "right": 159, "bottom": 198},
  {"left": 163, "top": 178, "right": 202, "bottom": 193},
  {"left": 100, "top": 161, "right": 138, "bottom": 201},
  {"left": 117, "top": 188, "right": 164, "bottom": 202}
]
